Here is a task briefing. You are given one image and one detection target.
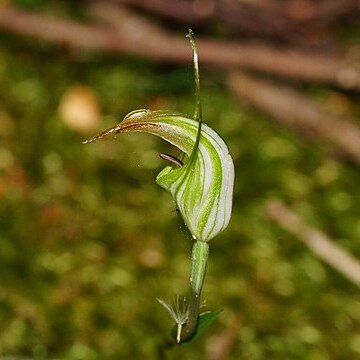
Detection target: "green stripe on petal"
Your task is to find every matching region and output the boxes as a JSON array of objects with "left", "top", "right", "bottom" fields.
[{"left": 84, "top": 108, "right": 235, "bottom": 242}]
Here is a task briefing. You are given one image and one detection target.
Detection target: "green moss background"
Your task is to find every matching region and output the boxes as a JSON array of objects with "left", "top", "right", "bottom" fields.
[{"left": 1, "top": 3, "right": 360, "bottom": 359}]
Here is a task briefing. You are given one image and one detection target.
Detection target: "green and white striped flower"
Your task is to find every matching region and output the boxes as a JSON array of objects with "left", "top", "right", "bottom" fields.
[
  {"left": 84, "top": 108, "right": 234, "bottom": 242},
  {"left": 156, "top": 120, "right": 234, "bottom": 242}
]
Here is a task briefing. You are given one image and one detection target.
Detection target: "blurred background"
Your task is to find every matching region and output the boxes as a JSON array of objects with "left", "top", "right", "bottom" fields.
[{"left": 1, "top": 0, "right": 360, "bottom": 359}]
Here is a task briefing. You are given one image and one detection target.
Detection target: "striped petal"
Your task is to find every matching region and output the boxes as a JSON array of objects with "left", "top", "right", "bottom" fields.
[{"left": 88, "top": 109, "right": 234, "bottom": 242}]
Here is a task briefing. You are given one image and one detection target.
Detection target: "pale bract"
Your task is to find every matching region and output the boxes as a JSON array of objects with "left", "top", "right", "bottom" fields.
[{"left": 97, "top": 108, "right": 235, "bottom": 242}]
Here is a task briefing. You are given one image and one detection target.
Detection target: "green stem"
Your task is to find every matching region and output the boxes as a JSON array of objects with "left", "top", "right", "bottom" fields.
[
  {"left": 186, "top": 29, "right": 203, "bottom": 161},
  {"left": 186, "top": 29, "right": 202, "bottom": 123},
  {"left": 181, "top": 240, "right": 209, "bottom": 342}
]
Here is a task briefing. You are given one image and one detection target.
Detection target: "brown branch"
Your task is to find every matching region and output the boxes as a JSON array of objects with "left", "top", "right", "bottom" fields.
[
  {"left": 294, "top": 0, "right": 360, "bottom": 24},
  {"left": 0, "top": 4, "right": 360, "bottom": 90},
  {"left": 256, "top": 0, "right": 359, "bottom": 23},
  {"left": 89, "top": 2, "right": 360, "bottom": 89},
  {"left": 0, "top": 4, "right": 131, "bottom": 51},
  {"left": 228, "top": 71, "right": 360, "bottom": 165},
  {"left": 265, "top": 200, "right": 360, "bottom": 287},
  {"left": 111, "top": 0, "right": 302, "bottom": 42},
  {"left": 108, "top": 0, "right": 208, "bottom": 23},
  {"left": 117, "top": 0, "right": 359, "bottom": 39}
]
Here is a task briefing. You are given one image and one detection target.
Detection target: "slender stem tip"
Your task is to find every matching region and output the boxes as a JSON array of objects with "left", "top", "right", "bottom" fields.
[{"left": 186, "top": 29, "right": 195, "bottom": 39}]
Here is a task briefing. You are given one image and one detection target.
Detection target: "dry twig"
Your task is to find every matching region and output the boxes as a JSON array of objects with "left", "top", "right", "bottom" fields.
[
  {"left": 293, "top": 0, "right": 360, "bottom": 24},
  {"left": 110, "top": 0, "right": 301, "bottom": 42},
  {"left": 228, "top": 71, "right": 360, "bottom": 165},
  {"left": 265, "top": 200, "right": 360, "bottom": 287},
  {"left": 0, "top": 4, "right": 360, "bottom": 90}
]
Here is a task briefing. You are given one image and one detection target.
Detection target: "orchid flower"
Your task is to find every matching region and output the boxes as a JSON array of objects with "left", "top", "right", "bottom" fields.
[{"left": 84, "top": 30, "right": 235, "bottom": 343}]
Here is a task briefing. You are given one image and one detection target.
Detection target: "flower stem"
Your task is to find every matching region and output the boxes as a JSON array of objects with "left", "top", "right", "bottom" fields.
[
  {"left": 186, "top": 29, "right": 203, "bottom": 163},
  {"left": 180, "top": 240, "right": 209, "bottom": 342},
  {"left": 186, "top": 29, "right": 202, "bottom": 123}
]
